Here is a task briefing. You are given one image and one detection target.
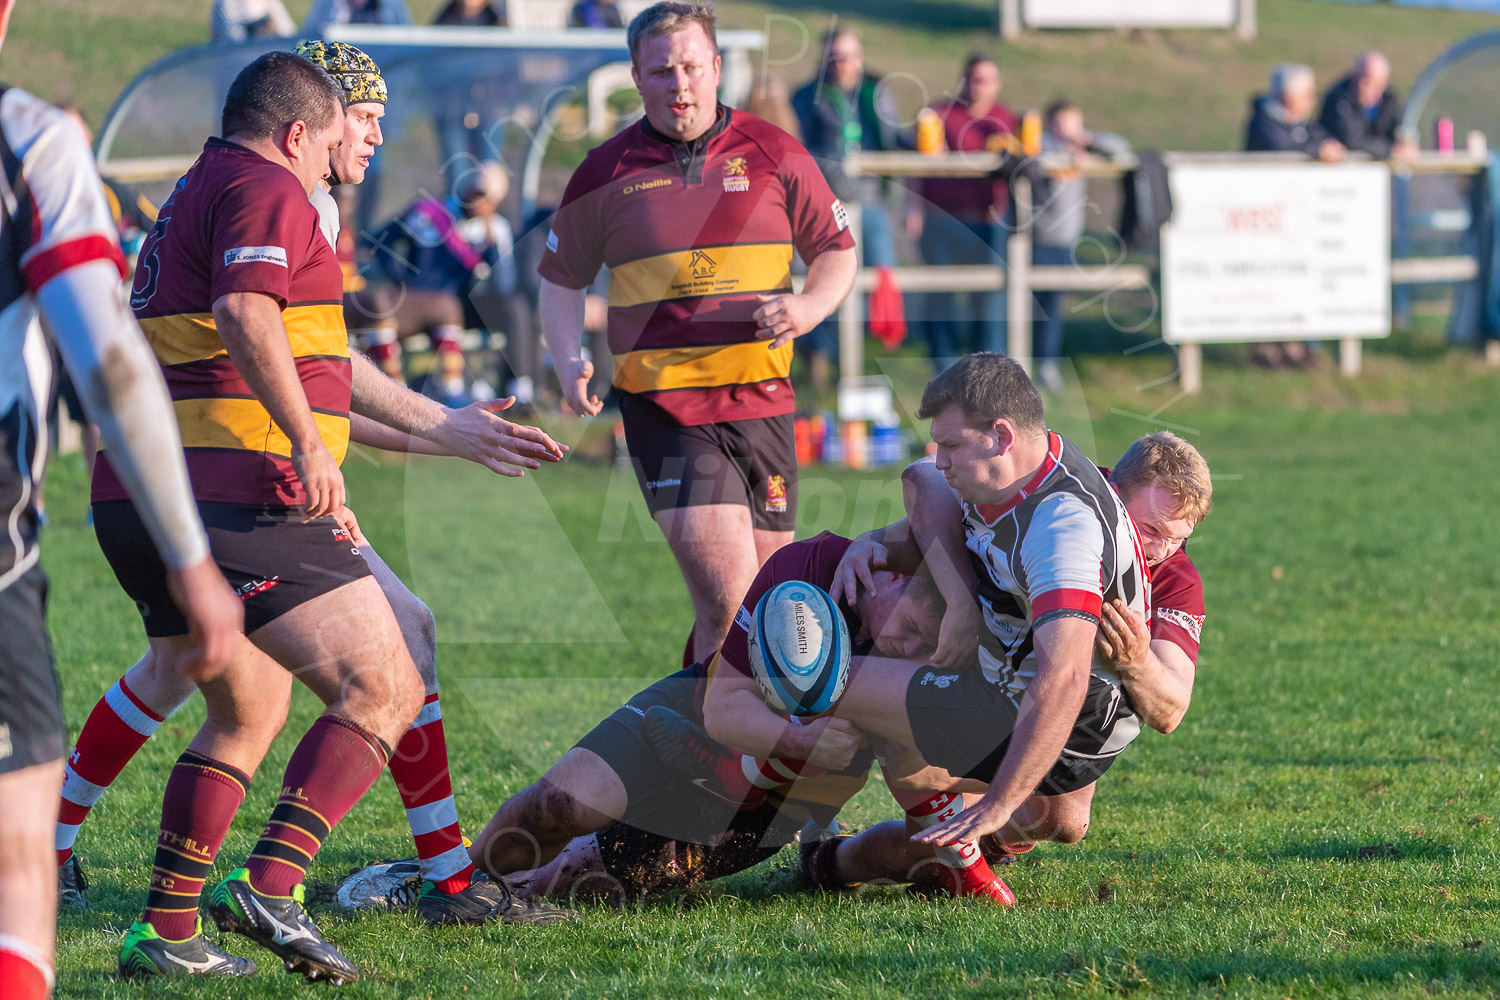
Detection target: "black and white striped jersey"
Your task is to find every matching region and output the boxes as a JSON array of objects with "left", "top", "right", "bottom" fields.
[
  {"left": 962, "top": 431, "right": 1150, "bottom": 718},
  {"left": 0, "top": 86, "right": 126, "bottom": 592}
]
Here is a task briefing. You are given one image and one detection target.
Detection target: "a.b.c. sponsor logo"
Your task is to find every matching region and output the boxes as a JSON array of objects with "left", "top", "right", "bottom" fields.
[
  {"left": 764, "top": 474, "right": 788, "bottom": 514},
  {"left": 722, "top": 156, "right": 750, "bottom": 192},
  {"left": 831, "top": 198, "right": 849, "bottom": 232},
  {"left": 688, "top": 249, "right": 718, "bottom": 280},
  {"left": 223, "top": 245, "right": 288, "bottom": 267}
]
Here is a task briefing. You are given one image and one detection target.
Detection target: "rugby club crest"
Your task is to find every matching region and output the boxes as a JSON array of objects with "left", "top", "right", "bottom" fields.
[
  {"left": 765, "top": 474, "right": 788, "bottom": 513},
  {"left": 722, "top": 156, "right": 750, "bottom": 192}
]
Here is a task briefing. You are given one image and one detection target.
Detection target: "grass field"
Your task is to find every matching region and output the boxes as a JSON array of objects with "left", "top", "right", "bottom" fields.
[{"left": 40, "top": 357, "right": 1500, "bottom": 998}]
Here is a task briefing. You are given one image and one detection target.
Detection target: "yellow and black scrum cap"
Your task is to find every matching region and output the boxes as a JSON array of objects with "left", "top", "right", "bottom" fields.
[{"left": 293, "top": 40, "right": 388, "bottom": 106}]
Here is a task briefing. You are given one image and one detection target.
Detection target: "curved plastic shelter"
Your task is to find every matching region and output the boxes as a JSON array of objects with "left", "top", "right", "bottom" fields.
[
  {"left": 1403, "top": 28, "right": 1500, "bottom": 146},
  {"left": 96, "top": 25, "right": 765, "bottom": 224}
]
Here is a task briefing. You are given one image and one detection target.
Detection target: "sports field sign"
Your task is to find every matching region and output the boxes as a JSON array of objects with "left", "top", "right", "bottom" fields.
[
  {"left": 1022, "top": 0, "right": 1238, "bottom": 28},
  {"left": 1161, "top": 161, "right": 1391, "bottom": 344}
]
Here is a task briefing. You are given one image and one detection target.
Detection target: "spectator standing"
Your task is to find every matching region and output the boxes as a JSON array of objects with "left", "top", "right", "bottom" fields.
[
  {"left": 434, "top": 0, "right": 507, "bottom": 25},
  {"left": 570, "top": 0, "right": 624, "bottom": 27},
  {"left": 1244, "top": 63, "right": 1342, "bottom": 368},
  {"left": 916, "top": 54, "right": 1016, "bottom": 367},
  {"left": 304, "top": 0, "right": 412, "bottom": 33},
  {"left": 211, "top": 0, "right": 295, "bottom": 42},
  {"left": 1319, "top": 51, "right": 1415, "bottom": 159},
  {"left": 1031, "top": 99, "right": 1130, "bottom": 392},
  {"left": 1245, "top": 63, "right": 1344, "bottom": 163},
  {"left": 792, "top": 27, "right": 907, "bottom": 396}
]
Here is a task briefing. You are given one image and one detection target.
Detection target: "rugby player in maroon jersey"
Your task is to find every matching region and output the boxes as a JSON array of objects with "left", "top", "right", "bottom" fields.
[{"left": 538, "top": 1, "right": 858, "bottom": 674}]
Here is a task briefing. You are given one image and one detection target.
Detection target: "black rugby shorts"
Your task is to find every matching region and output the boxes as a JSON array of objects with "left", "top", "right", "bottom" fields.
[
  {"left": 93, "top": 500, "right": 372, "bottom": 637},
  {"left": 619, "top": 393, "right": 797, "bottom": 532},
  {"left": 0, "top": 564, "right": 65, "bottom": 773}
]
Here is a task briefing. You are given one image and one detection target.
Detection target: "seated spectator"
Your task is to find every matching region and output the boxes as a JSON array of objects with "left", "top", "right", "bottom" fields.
[
  {"left": 1032, "top": 99, "right": 1130, "bottom": 392},
  {"left": 433, "top": 0, "right": 507, "bottom": 25},
  {"left": 1319, "top": 51, "right": 1416, "bottom": 159},
  {"left": 356, "top": 162, "right": 518, "bottom": 403},
  {"left": 304, "top": 0, "right": 412, "bottom": 34},
  {"left": 211, "top": 0, "right": 295, "bottom": 42},
  {"left": 570, "top": 0, "right": 623, "bottom": 28},
  {"left": 1245, "top": 63, "right": 1344, "bottom": 163},
  {"left": 913, "top": 53, "right": 1016, "bottom": 368}
]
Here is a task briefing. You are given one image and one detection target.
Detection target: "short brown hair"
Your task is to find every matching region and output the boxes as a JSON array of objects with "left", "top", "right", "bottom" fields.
[
  {"left": 627, "top": 2, "right": 719, "bottom": 65},
  {"left": 916, "top": 352, "right": 1045, "bottom": 436},
  {"left": 1109, "top": 432, "right": 1212, "bottom": 524},
  {"left": 221, "top": 51, "right": 343, "bottom": 141}
]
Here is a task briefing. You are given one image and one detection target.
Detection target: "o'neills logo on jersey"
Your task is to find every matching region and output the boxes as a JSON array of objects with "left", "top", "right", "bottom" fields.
[
  {"left": 722, "top": 156, "right": 750, "bottom": 192},
  {"left": 765, "top": 474, "right": 788, "bottom": 514},
  {"left": 623, "top": 178, "right": 673, "bottom": 195}
]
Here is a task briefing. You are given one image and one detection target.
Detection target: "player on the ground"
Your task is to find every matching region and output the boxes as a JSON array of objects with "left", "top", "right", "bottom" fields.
[
  {"left": 539, "top": 1, "right": 858, "bottom": 670},
  {"left": 452, "top": 532, "right": 979, "bottom": 896},
  {"left": 56, "top": 42, "right": 566, "bottom": 941},
  {"left": 701, "top": 352, "right": 1152, "bottom": 898},
  {"left": 0, "top": 0, "right": 241, "bottom": 994},
  {"left": 801, "top": 431, "right": 1211, "bottom": 889}
]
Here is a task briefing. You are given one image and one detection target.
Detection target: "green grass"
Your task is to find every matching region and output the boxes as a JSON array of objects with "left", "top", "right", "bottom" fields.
[{"left": 43, "top": 355, "right": 1500, "bottom": 998}]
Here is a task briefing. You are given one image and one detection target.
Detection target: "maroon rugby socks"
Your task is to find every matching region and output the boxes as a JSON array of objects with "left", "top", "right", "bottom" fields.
[
  {"left": 142, "top": 751, "right": 250, "bottom": 941},
  {"left": 245, "top": 715, "right": 391, "bottom": 898}
]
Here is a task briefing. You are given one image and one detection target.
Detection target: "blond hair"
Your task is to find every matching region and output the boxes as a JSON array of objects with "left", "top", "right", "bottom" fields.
[
  {"left": 1110, "top": 432, "right": 1212, "bottom": 524},
  {"left": 627, "top": 2, "right": 719, "bottom": 65}
]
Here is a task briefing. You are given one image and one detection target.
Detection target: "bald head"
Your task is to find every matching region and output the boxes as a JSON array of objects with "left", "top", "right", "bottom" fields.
[{"left": 1354, "top": 50, "right": 1391, "bottom": 107}]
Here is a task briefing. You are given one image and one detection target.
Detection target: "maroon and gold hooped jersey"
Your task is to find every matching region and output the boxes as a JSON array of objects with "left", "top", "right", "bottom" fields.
[
  {"left": 93, "top": 138, "right": 348, "bottom": 508},
  {"left": 540, "top": 108, "right": 854, "bottom": 426}
]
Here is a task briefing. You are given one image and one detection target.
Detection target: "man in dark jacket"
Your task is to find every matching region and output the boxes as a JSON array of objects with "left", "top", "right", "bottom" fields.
[
  {"left": 1319, "top": 51, "right": 1414, "bottom": 159},
  {"left": 1244, "top": 62, "right": 1344, "bottom": 163}
]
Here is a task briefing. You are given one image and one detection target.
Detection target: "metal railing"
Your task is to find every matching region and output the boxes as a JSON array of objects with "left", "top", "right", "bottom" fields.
[{"left": 840, "top": 150, "right": 1489, "bottom": 392}]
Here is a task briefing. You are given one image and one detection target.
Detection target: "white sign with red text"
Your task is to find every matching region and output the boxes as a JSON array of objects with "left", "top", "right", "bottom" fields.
[
  {"left": 1161, "top": 162, "right": 1391, "bottom": 343},
  {"left": 1023, "top": 0, "right": 1236, "bottom": 29}
]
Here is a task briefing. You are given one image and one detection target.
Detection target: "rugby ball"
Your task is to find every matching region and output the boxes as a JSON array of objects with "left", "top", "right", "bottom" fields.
[{"left": 747, "top": 580, "right": 850, "bottom": 716}]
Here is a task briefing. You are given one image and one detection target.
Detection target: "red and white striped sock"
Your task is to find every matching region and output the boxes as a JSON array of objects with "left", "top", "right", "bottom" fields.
[
  {"left": 902, "top": 791, "right": 992, "bottom": 889},
  {"left": 0, "top": 935, "right": 53, "bottom": 1000},
  {"left": 739, "top": 754, "right": 827, "bottom": 790},
  {"left": 390, "top": 692, "right": 473, "bottom": 894},
  {"left": 57, "top": 675, "right": 179, "bottom": 865}
]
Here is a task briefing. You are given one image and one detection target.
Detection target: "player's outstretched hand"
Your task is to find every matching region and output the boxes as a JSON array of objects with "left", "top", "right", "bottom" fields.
[
  {"left": 436, "top": 397, "right": 568, "bottom": 477},
  {"left": 165, "top": 555, "right": 244, "bottom": 682},
  {"left": 932, "top": 600, "right": 980, "bottom": 670},
  {"left": 797, "top": 717, "right": 867, "bottom": 771},
  {"left": 291, "top": 440, "right": 346, "bottom": 519},
  {"left": 912, "top": 794, "right": 1010, "bottom": 847},
  {"left": 753, "top": 293, "right": 823, "bottom": 350},
  {"left": 1095, "top": 598, "right": 1150, "bottom": 673},
  {"left": 559, "top": 356, "right": 603, "bottom": 417},
  {"left": 831, "top": 535, "right": 889, "bottom": 606}
]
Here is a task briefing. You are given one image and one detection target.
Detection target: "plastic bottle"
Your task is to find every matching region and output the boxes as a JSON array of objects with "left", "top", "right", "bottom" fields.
[
  {"left": 916, "top": 109, "right": 945, "bottom": 155},
  {"left": 1021, "top": 109, "right": 1043, "bottom": 157}
]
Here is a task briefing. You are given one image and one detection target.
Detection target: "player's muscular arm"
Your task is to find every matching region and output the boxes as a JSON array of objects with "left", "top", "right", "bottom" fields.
[
  {"left": 703, "top": 668, "right": 863, "bottom": 770},
  {"left": 348, "top": 352, "right": 564, "bottom": 475},
  {"left": 753, "top": 247, "right": 858, "bottom": 349},
  {"left": 539, "top": 278, "right": 600, "bottom": 416},
  {"left": 1096, "top": 599, "right": 1195, "bottom": 733},
  {"left": 213, "top": 290, "right": 344, "bottom": 517},
  {"left": 914, "top": 616, "right": 1094, "bottom": 846},
  {"left": 904, "top": 457, "right": 981, "bottom": 669}
]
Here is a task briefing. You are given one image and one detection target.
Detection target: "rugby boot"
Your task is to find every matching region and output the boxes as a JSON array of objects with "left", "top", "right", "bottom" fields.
[
  {"left": 57, "top": 853, "right": 89, "bottom": 910},
  {"left": 908, "top": 857, "right": 1017, "bottom": 907},
  {"left": 418, "top": 871, "right": 576, "bottom": 927},
  {"left": 978, "top": 834, "right": 1037, "bottom": 867},
  {"left": 207, "top": 869, "right": 359, "bottom": 985},
  {"left": 641, "top": 706, "right": 765, "bottom": 808},
  {"left": 118, "top": 918, "right": 257, "bottom": 979},
  {"left": 334, "top": 858, "right": 423, "bottom": 912},
  {"left": 797, "top": 834, "right": 859, "bottom": 892}
]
